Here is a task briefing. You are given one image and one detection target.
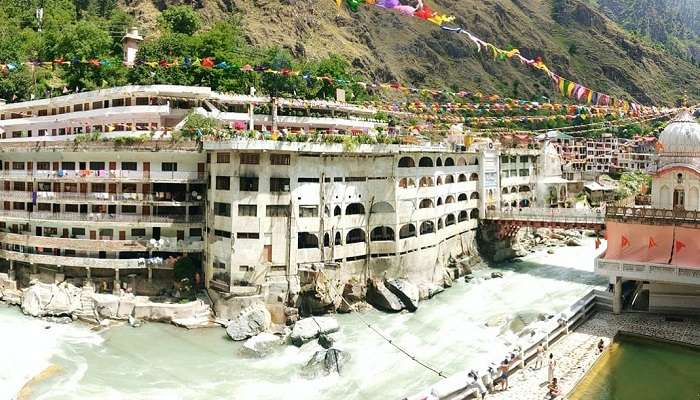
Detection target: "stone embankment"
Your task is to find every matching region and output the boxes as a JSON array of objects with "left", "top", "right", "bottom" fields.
[{"left": 0, "top": 273, "right": 214, "bottom": 328}]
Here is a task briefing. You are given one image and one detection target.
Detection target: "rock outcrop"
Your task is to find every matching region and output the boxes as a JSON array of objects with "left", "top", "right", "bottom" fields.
[
  {"left": 226, "top": 303, "right": 272, "bottom": 341},
  {"left": 417, "top": 282, "right": 444, "bottom": 300},
  {"left": 366, "top": 279, "right": 404, "bottom": 312},
  {"left": 385, "top": 279, "right": 420, "bottom": 312},
  {"left": 303, "top": 348, "right": 350, "bottom": 377},
  {"left": 290, "top": 316, "right": 340, "bottom": 346},
  {"left": 243, "top": 332, "right": 281, "bottom": 355},
  {"left": 21, "top": 282, "right": 81, "bottom": 317}
]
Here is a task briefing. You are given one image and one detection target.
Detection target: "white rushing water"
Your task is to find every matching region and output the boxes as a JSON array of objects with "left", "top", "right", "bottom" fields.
[{"left": 1, "top": 240, "right": 605, "bottom": 400}]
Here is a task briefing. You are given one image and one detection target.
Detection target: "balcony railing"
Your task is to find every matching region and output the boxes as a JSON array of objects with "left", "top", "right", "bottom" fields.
[
  {"left": 486, "top": 207, "right": 605, "bottom": 224},
  {"left": 0, "top": 231, "right": 203, "bottom": 252},
  {"left": 0, "top": 209, "right": 203, "bottom": 224},
  {"left": 606, "top": 206, "right": 700, "bottom": 224},
  {"left": 0, "top": 191, "right": 203, "bottom": 203},
  {"left": 0, "top": 170, "right": 205, "bottom": 181}
]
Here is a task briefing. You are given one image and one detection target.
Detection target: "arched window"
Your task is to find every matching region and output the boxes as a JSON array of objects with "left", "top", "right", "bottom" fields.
[
  {"left": 457, "top": 157, "right": 466, "bottom": 166},
  {"left": 458, "top": 210, "right": 468, "bottom": 222},
  {"left": 519, "top": 185, "right": 530, "bottom": 193},
  {"left": 324, "top": 205, "right": 331, "bottom": 217},
  {"left": 510, "top": 187, "right": 518, "bottom": 194},
  {"left": 444, "top": 157, "right": 455, "bottom": 166},
  {"left": 470, "top": 192, "right": 479, "bottom": 200},
  {"left": 399, "top": 224, "right": 416, "bottom": 239},
  {"left": 457, "top": 193, "right": 467, "bottom": 202},
  {"left": 470, "top": 209, "right": 479, "bottom": 219},
  {"left": 446, "top": 195, "right": 456, "bottom": 203},
  {"left": 445, "top": 175, "right": 454, "bottom": 184},
  {"left": 502, "top": 187, "right": 509, "bottom": 195},
  {"left": 419, "top": 157, "right": 433, "bottom": 167},
  {"left": 334, "top": 205, "right": 342, "bottom": 216},
  {"left": 346, "top": 228, "right": 366, "bottom": 244},
  {"left": 469, "top": 173, "right": 479, "bottom": 181},
  {"left": 437, "top": 218, "right": 444, "bottom": 230},
  {"left": 445, "top": 214, "right": 456, "bottom": 226},
  {"left": 470, "top": 157, "right": 479, "bottom": 165},
  {"left": 370, "top": 202, "right": 395, "bottom": 213},
  {"left": 458, "top": 174, "right": 467, "bottom": 182},
  {"left": 345, "top": 203, "right": 365, "bottom": 215},
  {"left": 398, "top": 157, "right": 415, "bottom": 168},
  {"left": 323, "top": 233, "right": 330, "bottom": 247},
  {"left": 436, "top": 176, "right": 443, "bottom": 186},
  {"left": 420, "top": 221, "right": 435, "bottom": 235},
  {"left": 436, "top": 157, "right": 443, "bottom": 167},
  {"left": 334, "top": 231, "right": 342, "bottom": 245},
  {"left": 511, "top": 200, "right": 517, "bottom": 207},
  {"left": 437, "top": 197, "right": 444, "bottom": 206},
  {"left": 370, "top": 226, "right": 395, "bottom": 241},
  {"left": 419, "top": 198, "right": 434, "bottom": 209},
  {"left": 297, "top": 232, "right": 319, "bottom": 249},
  {"left": 419, "top": 176, "right": 434, "bottom": 187}
]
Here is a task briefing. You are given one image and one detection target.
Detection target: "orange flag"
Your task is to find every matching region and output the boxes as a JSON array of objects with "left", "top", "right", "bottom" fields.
[
  {"left": 648, "top": 237, "right": 657, "bottom": 248},
  {"left": 675, "top": 240, "right": 686, "bottom": 253},
  {"left": 621, "top": 235, "right": 630, "bottom": 248}
]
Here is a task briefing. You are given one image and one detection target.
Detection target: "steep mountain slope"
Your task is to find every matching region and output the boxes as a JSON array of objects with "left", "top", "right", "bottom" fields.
[{"left": 120, "top": 0, "right": 700, "bottom": 105}]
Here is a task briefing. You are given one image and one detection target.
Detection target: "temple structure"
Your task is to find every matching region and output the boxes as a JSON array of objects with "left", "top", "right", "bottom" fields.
[{"left": 596, "top": 110, "right": 700, "bottom": 314}]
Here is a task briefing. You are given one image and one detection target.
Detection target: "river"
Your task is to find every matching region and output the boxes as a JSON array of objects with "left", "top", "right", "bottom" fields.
[{"left": 1, "top": 240, "right": 605, "bottom": 400}]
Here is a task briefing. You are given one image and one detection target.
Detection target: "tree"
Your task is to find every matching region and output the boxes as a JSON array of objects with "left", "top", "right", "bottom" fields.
[
  {"left": 158, "top": 5, "right": 201, "bottom": 35},
  {"left": 45, "top": 19, "right": 111, "bottom": 60}
]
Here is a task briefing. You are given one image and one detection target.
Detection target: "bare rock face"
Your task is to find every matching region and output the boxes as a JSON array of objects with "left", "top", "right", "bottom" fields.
[
  {"left": 290, "top": 316, "right": 340, "bottom": 347},
  {"left": 366, "top": 279, "right": 404, "bottom": 312},
  {"left": 243, "top": 332, "right": 281, "bottom": 355},
  {"left": 417, "top": 282, "right": 444, "bottom": 300},
  {"left": 337, "top": 280, "right": 363, "bottom": 313},
  {"left": 21, "top": 282, "right": 81, "bottom": 317},
  {"left": 385, "top": 279, "right": 419, "bottom": 312},
  {"left": 303, "top": 348, "right": 350, "bottom": 377},
  {"left": 226, "top": 303, "right": 272, "bottom": 341}
]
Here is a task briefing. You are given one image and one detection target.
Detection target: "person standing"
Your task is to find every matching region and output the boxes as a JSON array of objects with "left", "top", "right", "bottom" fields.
[
  {"left": 547, "top": 353, "right": 557, "bottom": 383},
  {"left": 499, "top": 358, "right": 510, "bottom": 391},
  {"left": 534, "top": 343, "right": 545, "bottom": 370}
]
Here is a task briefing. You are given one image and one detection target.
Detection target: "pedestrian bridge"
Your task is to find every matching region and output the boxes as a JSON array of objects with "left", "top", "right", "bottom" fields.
[{"left": 484, "top": 208, "right": 606, "bottom": 238}]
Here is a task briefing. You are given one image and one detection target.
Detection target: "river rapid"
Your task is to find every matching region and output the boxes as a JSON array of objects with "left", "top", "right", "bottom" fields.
[{"left": 1, "top": 240, "right": 605, "bottom": 400}]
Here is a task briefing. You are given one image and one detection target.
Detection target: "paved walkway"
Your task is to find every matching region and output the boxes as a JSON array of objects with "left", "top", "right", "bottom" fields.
[{"left": 487, "top": 311, "right": 700, "bottom": 400}]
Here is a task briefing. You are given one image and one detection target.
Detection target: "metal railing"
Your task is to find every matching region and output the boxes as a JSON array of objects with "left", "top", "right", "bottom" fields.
[
  {"left": 596, "top": 256, "right": 700, "bottom": 285},
  {"left": 606, "top": 206, "right": 700, "bottom": 224},
  {"left": 0, "top": 209, "right": 203, "bottom": 224},
  {"left": 0, "top": 190, "right": 203, "bottom": 203},
  {"left": 486, "top": 207, "right": 605, "bottom": 224},
  {"left": 0, "top": 170, "right": 205, "bottom": 181}
]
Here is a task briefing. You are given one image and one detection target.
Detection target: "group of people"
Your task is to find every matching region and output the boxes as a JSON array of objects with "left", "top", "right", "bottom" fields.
[{"left": 530, "top": 344, "right": 561, "bottom": 399}]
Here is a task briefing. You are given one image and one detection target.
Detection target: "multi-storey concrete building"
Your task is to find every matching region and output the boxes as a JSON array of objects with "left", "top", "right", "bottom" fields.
[
  {"left": 585, "top": 133, "right": 619, "bottom": 174},
  {"left": 0, "top": 85, "right": 504, "bottom": 312},
  {"left": 614, "top": 136, "right": 656, "bottom": 172}
]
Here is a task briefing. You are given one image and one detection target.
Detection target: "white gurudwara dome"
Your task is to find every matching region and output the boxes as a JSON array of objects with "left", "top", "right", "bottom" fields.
[{"left": 658, "top": 111, "right": 700, "bottom": 154}]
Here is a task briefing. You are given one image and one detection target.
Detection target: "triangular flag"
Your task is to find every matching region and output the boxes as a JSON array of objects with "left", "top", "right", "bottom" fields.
[
  {"left": 621, "top": 235, "right": 630, "bottom": 248},
  {"left": 648, "top": 237, "right": 656, "bottom": 248},
  {"left": 675, "top": 240, "right": 686, "bottom": 253}
]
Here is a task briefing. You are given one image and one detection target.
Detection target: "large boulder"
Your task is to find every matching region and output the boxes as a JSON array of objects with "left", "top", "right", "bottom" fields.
[
  {"left": 366, "top": 279, "right": 404, "bottom": 312},
  {"left": 417, "top": 282, "right": 444, "bottom": 300},
  {"left": 21, "top": 282, "right": 81, "bottom": 317},
  {"left": 226, "top": 303, "right": 272, "bottom": 341},
  {"left": 290, "top": 316, "right": 340, "bottom": 346},
  {"left": 337, "top": 280, "right": 364, "bottom": 313},
  {"left": 385, "top": 279, "right": 419, "bottom": 312},
  {"left": 243, "top": 332, "right": 281, "bottom": 355},
  {"left": 303, "top": 348, "right": 350, "bottom": 377}
]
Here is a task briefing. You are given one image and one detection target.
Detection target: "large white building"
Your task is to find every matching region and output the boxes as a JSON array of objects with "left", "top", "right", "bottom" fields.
[{"left": 596, "top": 111, "right": 700, "bottom": 314}]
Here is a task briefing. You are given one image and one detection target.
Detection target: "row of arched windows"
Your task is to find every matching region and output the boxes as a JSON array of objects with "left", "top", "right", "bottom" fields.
[
  {"left": 306, "top": 209, "right": 479, "bottom": 248},
  {"left": 325, "top": 201, "right": 395, "bottom": 217},
  {"left": 501, "top": 185, "right": 532, "bottom": 195},
  {"left": 400, "top": 173, "right": 478, "bottom": 188},
  {"left": 398, "top": 156, "right": 479, "bottom": 168}
]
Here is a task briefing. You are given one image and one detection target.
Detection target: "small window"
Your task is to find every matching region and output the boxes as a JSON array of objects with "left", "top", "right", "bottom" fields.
[
  {"left": 217, "top": 153, "right": 230, "bottom": 163},
  {"left": 214, "top": 202, "right": 231, "bottom": 217},
  {"left": 240, "top": 153, "right": 260, "bottom": 165},
  {"left": 270, "top": 177, "right": 290, "bottom": 192},
  {"left": 61, "top": 161, "right": 75, "bottom": 170},
  {"left": 12, "top": 162, "right": 24, "bottom": 170},
  {"left": 240, "top": 177, "right": 259, "bottom": 191},
  {"left": 65, "top": 204, "right": 79, "bottom": 212},
  {"left": 216, "top": 176, "right": 230, "bottom": 190},
  {"left": 270, "top": 154, "right": 290, "bottom": 165},
  {"left": 131, "top": 228, "right": 146, "bottom": 237},
  {"left": 162, "top": 162, "right": 178, "bottom": 172},
  {"left": 345, "top": 177, "right": 367, "bottom": 182},
  {"left": 72, "top": 227, "right": 86, "bottom": 236},
  {"left": 122, "top": 162, "right": 137, "bottom": 171},
  {"left": 121, "top": 205, "right": 137, "bottom": 213},
  {"left": 214, "top": 229, "right": 231, "bottom": 238},
  {"left": 122, "top": 183, "right": 137, "bottom": 193},
  {"left": 237, "top": 232, "right": 260, "bottom": 239},
  {"left": 298, "top": 177, "right": 320, "bottom": 183},
  {"left": 238, "top": 205, "right": 257, "bottom": 217},
  {"left": 37, "top": 162, "right": 50, "bottom": 170},
  {"left": 91, "top": 183, "right": 106, "bottom": 193},
  {"left": 89, "top": 162, "right": 105, "bottom": 170},
  {"left": 266, "top": 205, "right": 290, "bottom": 217},
  {"left": 190, "top": 228, "right": 202, "bottom": 237},
  {"left": 299, "top": 205, "right": 319, "bottom": 218}
]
